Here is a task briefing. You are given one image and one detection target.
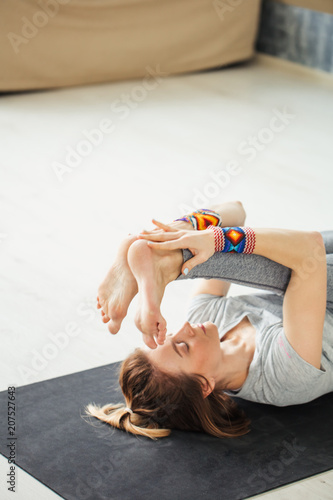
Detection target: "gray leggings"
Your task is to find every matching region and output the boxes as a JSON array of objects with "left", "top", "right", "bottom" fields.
[{"left": 176, "top": 230, "right": 333, "bottom": 315}]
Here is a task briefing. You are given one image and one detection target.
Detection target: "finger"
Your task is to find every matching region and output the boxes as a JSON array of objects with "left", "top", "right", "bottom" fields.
[
  {"left": 152, "top": 219, "right": 175, "bottom": 232},
  {"left": 181, "top": 255, "right": 205, "bottom": 275},
  {"left": 146, "top": 238, "right": 188, "bottom": 251},
  {"left": 141, "top": 227, "right": 165, "bottom": 234},
  {"left": 140, "top": 228, "right": 172, "bottom": 238},
  {"left": 140, "top": 228, "right": 164, "bottom": 236},
  {"left": 138, "top": 234, "right": 180, "bottom": 243},
  {"left": 138, "top": 232, "right": 182, "bottom": 242}
]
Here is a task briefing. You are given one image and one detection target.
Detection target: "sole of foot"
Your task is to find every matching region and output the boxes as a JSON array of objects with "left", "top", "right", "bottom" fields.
[
  {"left": 97, "top": 234, "right": 139, "bottom": 334},
  {"left": 128, "top": 239, "right": 183, "bottom": 348}
]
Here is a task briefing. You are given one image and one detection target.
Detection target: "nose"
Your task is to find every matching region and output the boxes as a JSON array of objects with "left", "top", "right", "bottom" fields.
[
  {"left": 179, "top": 321, "right": 195, "bottom": 337},
  {"left": 169, "top": 322, "right": 196, "bottom": 341}
]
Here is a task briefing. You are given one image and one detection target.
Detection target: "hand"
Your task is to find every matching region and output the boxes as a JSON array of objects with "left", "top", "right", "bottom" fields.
[{"left": 138, "top": 221, "right": 215, "bottom": 274}]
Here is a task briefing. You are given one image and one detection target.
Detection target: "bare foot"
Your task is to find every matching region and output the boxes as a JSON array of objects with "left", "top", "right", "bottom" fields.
[
  {"left": 97, "top": 235, "right": 139, "bottom": 334},
  {"left": 97, "top": 219, "right": 191, "bottom": 336},
  {"left": 127, "top": 239, "right": 183, "bottom": 349}
]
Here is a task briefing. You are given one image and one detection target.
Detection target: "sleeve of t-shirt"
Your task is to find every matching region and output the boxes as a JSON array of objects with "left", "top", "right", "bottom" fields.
[
  {"left": 261, "top": 322, "right": 327, "bottom": 406},
  {"left": 186, "top": 293, "right": 225, "bottom": 325}
]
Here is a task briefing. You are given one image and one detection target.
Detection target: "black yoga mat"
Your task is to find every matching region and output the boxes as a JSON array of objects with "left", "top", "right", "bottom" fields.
[{"left": 1, "top": 362, "right": 332, "bottom": 500}]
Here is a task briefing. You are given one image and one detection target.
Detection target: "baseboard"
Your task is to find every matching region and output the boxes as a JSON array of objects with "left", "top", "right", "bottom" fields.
[{"left": 256, "top": 0, "right": 333, "bottom": 74}]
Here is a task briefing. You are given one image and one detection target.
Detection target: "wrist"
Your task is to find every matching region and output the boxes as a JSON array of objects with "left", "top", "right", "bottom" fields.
[
  {"left": 174, "top": 208, "right": 222, "bottom": 230},
  {"left": 208, "top": 226, "right": 256, "bottom": 254}
]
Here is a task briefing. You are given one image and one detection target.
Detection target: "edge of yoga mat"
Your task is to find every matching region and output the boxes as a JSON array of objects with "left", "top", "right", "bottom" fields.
[{"left": 1, "top": 361, "right": 332, "bottom": 500}]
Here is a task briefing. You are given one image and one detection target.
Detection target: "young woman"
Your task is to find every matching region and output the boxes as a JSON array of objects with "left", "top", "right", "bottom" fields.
[{"left": 88, "top": 201, "right": 333, "bottom": 440}]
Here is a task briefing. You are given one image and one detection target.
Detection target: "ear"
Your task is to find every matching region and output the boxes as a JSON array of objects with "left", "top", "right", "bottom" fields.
[{"left": 202, "top": 377, "right": 215, "bottom": 398}]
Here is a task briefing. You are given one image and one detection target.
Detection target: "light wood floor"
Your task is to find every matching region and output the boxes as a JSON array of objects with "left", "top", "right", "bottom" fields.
[{"left": 1, "top": 54, "right": 332, "bottom": 499}]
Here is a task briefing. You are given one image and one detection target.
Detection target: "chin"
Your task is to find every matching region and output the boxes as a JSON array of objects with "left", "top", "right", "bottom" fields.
[{"left": 203, "top": 321, "right": 220, "bottom": 338}]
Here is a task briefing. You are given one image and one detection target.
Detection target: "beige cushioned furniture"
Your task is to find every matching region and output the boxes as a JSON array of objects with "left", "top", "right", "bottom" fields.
[{"left": 1, "top": 0, "right": 261, "bottom": 91}]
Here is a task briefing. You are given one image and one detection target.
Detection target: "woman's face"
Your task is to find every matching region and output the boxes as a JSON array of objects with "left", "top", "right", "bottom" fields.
[{"left": 143, "top": 321, "right": 222, "bottom": 388}]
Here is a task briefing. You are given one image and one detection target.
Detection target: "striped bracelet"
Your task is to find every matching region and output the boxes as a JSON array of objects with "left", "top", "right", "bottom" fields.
[{"left": 207, "top": 226, "right": 256, "bottom": 254}]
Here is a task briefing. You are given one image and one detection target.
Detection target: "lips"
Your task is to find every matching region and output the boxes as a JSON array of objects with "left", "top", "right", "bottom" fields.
[{"left": 198, "top": 323, "right": 206, "bottom": 335}]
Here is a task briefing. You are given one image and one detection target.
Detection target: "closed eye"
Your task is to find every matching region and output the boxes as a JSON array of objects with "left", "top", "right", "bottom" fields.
[{"left": 177, "top": 341, "right": 189, "bottom": 351}]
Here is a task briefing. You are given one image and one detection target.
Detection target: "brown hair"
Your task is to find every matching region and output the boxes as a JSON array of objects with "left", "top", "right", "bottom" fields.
[{"left": 86, "top": 348, "right": 251, "bottom": 440}]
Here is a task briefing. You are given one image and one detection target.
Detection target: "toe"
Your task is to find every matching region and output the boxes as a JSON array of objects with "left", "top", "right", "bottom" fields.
[
  {"left": 108, "top": 319, "right": 121, "bottom": 335},
  {"left": 156, "top": 329, "right": 167, "bottom": 345},
  {"left": 102, "top": 315, "right": 110, "bottom": 323},
  {"left": 143, "top": 333, "right": 158, "bottom": 349},
  {"left": 158, "top": 316, "right": 167, "bottom": 332},
  {"left": 156, "top": 318, "right": 167, "bottom": 344},
  {"left": 97, "top": 296, "right": 101, "bottom": 309},
  {"left": 107, "top": 305, "right": 125, "bottom": 326}
]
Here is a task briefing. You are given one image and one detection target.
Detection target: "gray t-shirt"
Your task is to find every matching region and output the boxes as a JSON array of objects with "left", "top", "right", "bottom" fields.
[{"left": 186, "top": 292, "right": 333, "bottom": 406}]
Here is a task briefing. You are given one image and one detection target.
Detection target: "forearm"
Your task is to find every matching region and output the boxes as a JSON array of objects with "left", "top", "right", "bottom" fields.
[
  {"left": 210, "top": 225, "right": 325, "bottom": 273},
  {"left": 252, "top": 228, "right": 325, "bottom": 274},
  {"left": 178, "top": 229, "right": 325, "bottom": 295}
]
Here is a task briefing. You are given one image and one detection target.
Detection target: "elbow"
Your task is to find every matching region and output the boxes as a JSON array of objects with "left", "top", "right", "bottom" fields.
[
  {"left": 307, "top": 231, "right": 325, "bottom": 251},
  {"left": 312, "top": 231, "right": 325, "bottom": 249},
  {"left": 304, "top": 231, "right": 326, "bottom": 262},
  {"left": 312, "top": 231, "right": 326, "bottom": 260},
  {"left": 292, "top": 231, "right": 325, "bottom": 275}
]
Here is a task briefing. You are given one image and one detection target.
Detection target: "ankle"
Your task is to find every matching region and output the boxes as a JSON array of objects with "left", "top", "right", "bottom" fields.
[{"left": 156, "top": 249, "right": 183, "bottom": 285}]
